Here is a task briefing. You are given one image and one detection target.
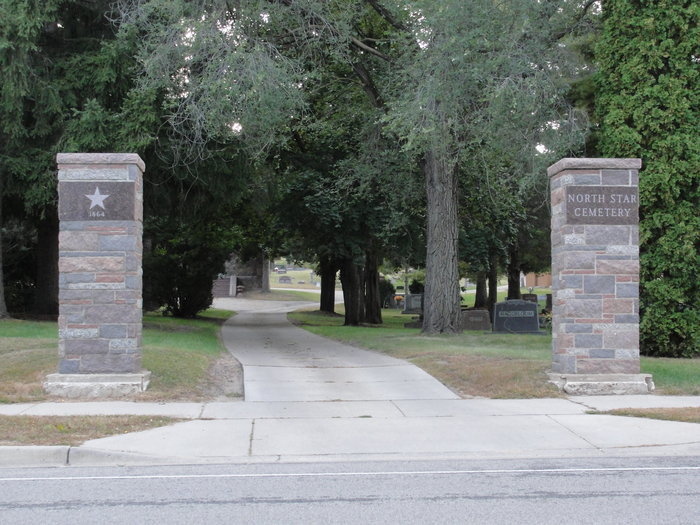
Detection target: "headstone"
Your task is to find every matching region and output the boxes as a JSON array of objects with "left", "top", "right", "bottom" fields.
[
  {"left": 44, "top": 153, "right": 150, "bottom": 398},
  {"left": 547, "top": 158, "right": 652, "bottom": 394},
  {"left": 403, "top": 294, "right": 423, "bottom": 315},
  {"left": 460, "top": 309, "right": 491, "bottom": 331},
  {"left": 521, "top": 293, "right": 538, "bottom": 303},
  {"left": 492, "top": 300, "right": 540, "bottom": 333}
]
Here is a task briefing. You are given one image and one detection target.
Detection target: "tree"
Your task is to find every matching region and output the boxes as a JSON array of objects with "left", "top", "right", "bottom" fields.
[
  {"left": 384, "top": 0, "right": 589, "bottom": 331},
  {"left": 116, "top": 0, "right": 589, "bottom": 332},
  {"left": 596, "top": 0, "right": 700, "bottom": 356},
  {"left": 0, "top": 0, "right": 142, "bottom": 315}
]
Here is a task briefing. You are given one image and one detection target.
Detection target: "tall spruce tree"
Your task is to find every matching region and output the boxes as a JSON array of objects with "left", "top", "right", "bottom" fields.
[{"left": 596, "top": 0, "right": 699, "bottom": 356}]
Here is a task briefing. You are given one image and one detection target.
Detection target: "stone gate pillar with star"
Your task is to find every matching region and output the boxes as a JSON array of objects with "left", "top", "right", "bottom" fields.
[{"left": 44, "top": 153, "right": 150, "bottom": 397}]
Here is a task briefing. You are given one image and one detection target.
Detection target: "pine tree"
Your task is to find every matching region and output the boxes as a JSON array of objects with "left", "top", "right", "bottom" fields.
[{"left": 596, "top": 0, "right": 700, "bottom": 356}]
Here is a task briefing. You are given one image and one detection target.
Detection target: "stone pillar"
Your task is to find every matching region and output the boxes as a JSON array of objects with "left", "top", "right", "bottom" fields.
[
  {"left": 547, "top": 158, "right": 653, "bottom": 395},
  {"left": 44, "top": 153, "right": 150, "bottom": 397}
]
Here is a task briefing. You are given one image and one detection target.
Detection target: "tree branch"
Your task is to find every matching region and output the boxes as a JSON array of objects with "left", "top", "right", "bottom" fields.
[
  {"left": 350, "top": 36, "right": 391, "bottom": 62},
  {"left": 364, "top": 0, "right": 408, "bottom": 32},
  {"left": 551, "top": 0, "right": 598, "bottom": 41},
  {"left": 351, "top": 62, "right": 384, "bottom": 108}
]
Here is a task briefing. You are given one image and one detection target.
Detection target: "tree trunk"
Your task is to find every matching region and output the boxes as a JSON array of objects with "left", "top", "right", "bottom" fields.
[
  {"left": 0, "top": 171, "right": 9, "bottom": 318},
  {"left": 340, "top": 257, "right": 361, "bottom": 326},
  {"left": 362, "top": 248, "right": 382, "bottom": 324},
  {"left": 32, "top": 211, "right": 59, "bottom": 316},
  {"left": 487, "top": 253, "right": 499, "bottom": 321},
  {"left": 261, "top": 255, "right": 271, "bottom": 293},
  {"left": 421, "top": 149, "right": 461, "bottom": 334},
  {"left": 473, "top": 272, "right": 488, "bottom": 308},
  {"left": 319, "top": 255, "right": 337, "bottom": 314},
  {"left": 506, "top": 243, "right": 521, "bottom": 300}
]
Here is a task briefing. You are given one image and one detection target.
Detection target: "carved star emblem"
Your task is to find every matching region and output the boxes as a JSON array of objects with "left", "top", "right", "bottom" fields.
[{"left": 85, "top": 187, "right": 110, "bottom": 210}]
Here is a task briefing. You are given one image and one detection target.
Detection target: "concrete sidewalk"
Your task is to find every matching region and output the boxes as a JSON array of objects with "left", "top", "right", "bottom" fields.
[{"left": 2, "top": 396, "right": 700, "bottom": 467}]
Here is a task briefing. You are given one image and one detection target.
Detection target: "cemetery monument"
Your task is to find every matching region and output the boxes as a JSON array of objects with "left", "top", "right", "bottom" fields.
[
  {"left": 547, "top": 158, "right": 653, "bottom": 394},
  {"left": 44, "top": 153, "right": 150, "bottom": 397}
]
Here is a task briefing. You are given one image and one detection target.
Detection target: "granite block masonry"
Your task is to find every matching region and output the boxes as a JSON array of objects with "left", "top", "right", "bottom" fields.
[
  {"left": 547, "top": 158, "right": 653, "bottom": 395},
  {"left": 44, "top": 153, "right": 150, "bottom": 398}
]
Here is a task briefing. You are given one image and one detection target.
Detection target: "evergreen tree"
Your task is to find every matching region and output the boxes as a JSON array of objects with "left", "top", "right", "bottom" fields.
[{"left": 596, "top": 0, "right": 699, "bottom": 356}]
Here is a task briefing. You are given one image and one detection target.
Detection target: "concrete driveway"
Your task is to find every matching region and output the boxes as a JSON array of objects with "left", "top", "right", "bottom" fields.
[{"left": 214, "top": 297, "right": 459, "bottom": 402}]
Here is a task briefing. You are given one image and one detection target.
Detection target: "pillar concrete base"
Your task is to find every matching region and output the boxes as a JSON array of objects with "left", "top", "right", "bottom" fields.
[
  {"left": 548, "top": 373, "right": 655, "bottom": 395},
  {"left": 43, "top": 372, "right": 151, "bottom": 398}
]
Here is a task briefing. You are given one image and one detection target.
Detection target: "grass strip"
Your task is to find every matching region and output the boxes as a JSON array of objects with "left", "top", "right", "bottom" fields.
[
  {"left": 0, "top": 415, "right": 181, "bottom": 446},
  {"left": 640, "top": 358, "right": 700, "bottom": 396},
  {"left": 602, "top": 408, "right": 700, "bottom": 424}
]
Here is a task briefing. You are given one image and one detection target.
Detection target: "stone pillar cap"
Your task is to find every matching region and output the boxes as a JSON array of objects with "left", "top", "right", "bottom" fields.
[
  {"left": 57, "top": 153, "right": 145, "bottom": 172},
  {"left": 547, "top": 158, "right": 641, "bottom": 178}
]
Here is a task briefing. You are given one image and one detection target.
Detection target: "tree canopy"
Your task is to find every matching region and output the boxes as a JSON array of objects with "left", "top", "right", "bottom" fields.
[
  {"left": 6, "top": 0, "right": 694, "bottom": 356},
  {"left": 596, "top": 0, "right": 699, "bottom": 356}
]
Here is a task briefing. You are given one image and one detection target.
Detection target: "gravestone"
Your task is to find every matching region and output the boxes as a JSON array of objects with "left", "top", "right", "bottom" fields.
[
  {"left": 521, "top": 293, "right": 538, "bottom": 304},
  {"left": 492, "top": 300, "right": 540, "bottom": 333},
  {"left": 403, "top": 294, "right": 424, "bottom": 315},
  {"left": 44, "top": 153, "right": 150, "bottom": 398},
  {"left": 547, "top": 158, "right": 653, "bottom": 394},
  {"left": 460, "top": 309, "right": 491, "bottom": 331}
]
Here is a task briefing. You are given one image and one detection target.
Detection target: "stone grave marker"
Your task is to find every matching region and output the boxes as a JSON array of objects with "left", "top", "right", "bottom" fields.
[
  {"left": 493, "top": 300, "right": 540, "bottom": 333},
  {"left": 521, "top": 293, "right": 538, "bottom": 303},
  {"left": 403, "top": 294, "right": 424, "bottom": 315},
  {"left": 460, "top": 309, "right": 491, "bottom": 331}
]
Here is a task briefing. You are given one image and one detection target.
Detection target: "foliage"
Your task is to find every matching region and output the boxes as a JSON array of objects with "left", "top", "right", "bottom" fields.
[
  {"left": 596, "top": 0, "right": 699, "bottom": 356},
  {"left": 114, "top": 0, "right": 593, "bottom": 333},
  {"left": 378, "top": 278, "right": 395, "bottom": 303},
  {"left": 144, "top": 214, "right": 242, "bottom": 318},
  {"left": 408, "top": 279, "right": 424, "bottom": 294}
]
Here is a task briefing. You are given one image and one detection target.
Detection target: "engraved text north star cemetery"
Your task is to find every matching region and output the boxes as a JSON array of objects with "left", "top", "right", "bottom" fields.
[{"left": 565, "top": 186, "right": 638, "bottom": 225}]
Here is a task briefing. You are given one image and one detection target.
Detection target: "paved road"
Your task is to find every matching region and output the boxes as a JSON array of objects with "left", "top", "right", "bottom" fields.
[
  {"left": 215, "top": 297, "right": 459, "bottom": 402},
  {"left": 2, "top": 457, "right": 699, "bottom": 524}
]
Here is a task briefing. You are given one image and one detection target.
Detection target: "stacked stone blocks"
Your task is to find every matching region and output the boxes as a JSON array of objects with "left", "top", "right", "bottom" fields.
[
  {"left": 56, "top": 153, "right": 144, "bottom": 375},
  {"left": 548, "top": 158, "right": 641, "bottom": 375}
]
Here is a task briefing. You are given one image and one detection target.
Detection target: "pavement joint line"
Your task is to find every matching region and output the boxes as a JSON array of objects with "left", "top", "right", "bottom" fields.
[
  {"left": 391, "top": 400, "right": 407, "bottom": 417},
  {"left": 546, "top": 414, "right": 603, "bottom": 452},
  {"left": 608, "top": 440, "right": 700, "bottom": 450},
  {"left": 248, "top": 419, "right": 255, "bottom": 457},
  {"left": 566, "top": 397, "right": 600, "bottom": 412}
]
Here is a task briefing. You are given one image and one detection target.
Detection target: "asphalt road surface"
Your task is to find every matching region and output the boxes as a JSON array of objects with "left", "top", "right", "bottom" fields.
[{"left": 2, "top": 456, "right": 699, "bottom": 524}]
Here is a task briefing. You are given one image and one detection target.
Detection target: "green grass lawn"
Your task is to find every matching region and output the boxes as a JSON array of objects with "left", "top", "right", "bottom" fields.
[
  {"left": 242, "top": 289, "right": 323, "bottom": 302},
  {"left": 0, "top": 309, "right": 233, "bottom": 403},
  {"left": 140, "top": 309, "right": 233, "bottom": 399},
  {"left": 641, "top": 357, "right": 700, "bottom": 395}
]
